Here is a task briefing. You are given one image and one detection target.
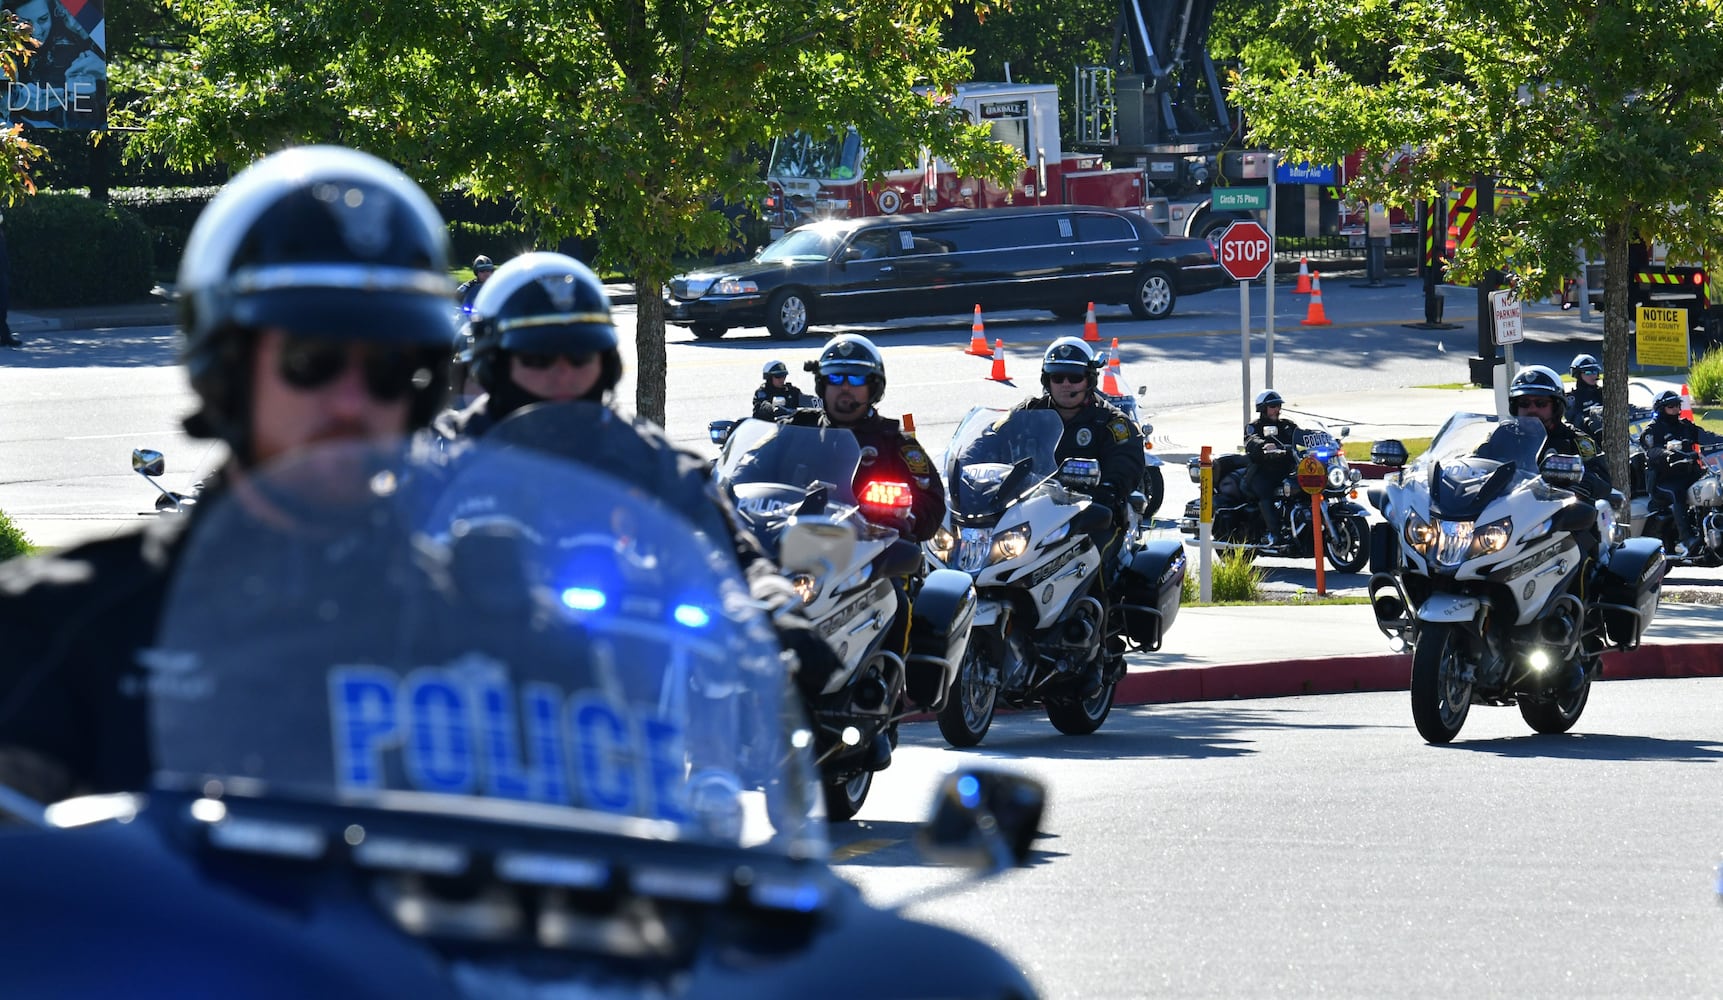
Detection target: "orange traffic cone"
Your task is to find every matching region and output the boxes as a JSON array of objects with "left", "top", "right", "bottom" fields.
[
  {"left": 1682, "top": 383, "right": 1695, "bottom": 422},
  {"left": 1294, "top": 257, "right": 1313, "bottom": 294},
  {"left": 987, "top": 338, "right": 1010, "bottom": 382},
  {"left": 1082, "top": 302, "right": 1100, "bottom": 342},
  {"left": 1300, "top": 273, "right": 1332, "bottom": 326},
  {"left": 1101, "top": 356, "right": 1121, "bottom": 396},
  {"left": 966, "top": 305, "right": 990, "bottom": 356}
]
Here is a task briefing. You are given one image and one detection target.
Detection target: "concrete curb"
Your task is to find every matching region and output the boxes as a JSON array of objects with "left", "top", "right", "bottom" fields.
[{"left": 1111, "top": 640, "right": 1723, "bottom": 708}]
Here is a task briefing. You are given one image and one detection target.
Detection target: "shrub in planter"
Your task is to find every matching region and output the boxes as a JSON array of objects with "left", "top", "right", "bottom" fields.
[{"left": 10, "top": 193, "right": 154, "bottom": 307}]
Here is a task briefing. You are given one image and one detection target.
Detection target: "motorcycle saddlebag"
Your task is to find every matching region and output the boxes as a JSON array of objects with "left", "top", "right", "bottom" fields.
[
  {"left": 1595, "top": 537, "right": 1665, "bottom": 648},
  {"left": 906, "top": 568, "right": 978, "bottom": 710},
  {"left": 1117, "top": 538, "right": 1186, "bottom": 650}
]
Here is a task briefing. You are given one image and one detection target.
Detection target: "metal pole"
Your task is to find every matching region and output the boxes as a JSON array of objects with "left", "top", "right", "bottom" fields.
[
  {"left": 1241, "top": 280, "right": 1252, "bottom": 433},
  {"left": 1199, "top": 446, "right": 1213, "bottom": 603},
  {"left": 1266, "top": 154, "right": 1278, "bottom": 389}
]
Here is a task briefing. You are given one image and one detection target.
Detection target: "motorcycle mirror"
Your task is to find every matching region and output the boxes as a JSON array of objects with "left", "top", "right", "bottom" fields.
[
  {"left": 1370, "top": 439, "right": 1409, "bottom": 468},
  {"left": 132, "top": 448, "right": 166, "bottom": 478},
  {"left": 917, "top": 768, "right": 1046, "bottom": 873},
  {"left": 1057, "top": 457, "right": 1101, "bottom": 488},
  {"left": 707, "top": 420, "right": 736, "bottom": 445},
  {"left": 779, "top": 516, "right": 856, "bottom": 577}
]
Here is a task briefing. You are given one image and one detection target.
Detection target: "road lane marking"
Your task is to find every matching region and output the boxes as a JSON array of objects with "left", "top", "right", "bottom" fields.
[{"left": 831, "top": 838, "right": 897, "bottom": 861}]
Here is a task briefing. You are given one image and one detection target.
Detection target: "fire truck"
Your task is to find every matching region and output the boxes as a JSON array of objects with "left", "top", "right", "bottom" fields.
[
  {"left": 765, "top": 0, "right": 1291, "bottom": 242},
  {"left": 763, "top": 82, "right": 1150, "bottom": 240}
]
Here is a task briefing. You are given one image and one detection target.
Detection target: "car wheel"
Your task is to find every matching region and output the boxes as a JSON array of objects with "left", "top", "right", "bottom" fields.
[
  {"left": 1129, "top": 269, "right": 1178, "bottom": 320},
  {"left": 689, "top": 324, "right": 728, "bottom": 341},
  {"left": 765, "top": 290, "right": 811, "bottom": 340}
]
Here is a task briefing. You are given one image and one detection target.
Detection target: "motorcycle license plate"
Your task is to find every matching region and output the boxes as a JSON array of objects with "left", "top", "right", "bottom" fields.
[{"left": 1415, "top": 593, "right": 1480, "bottom": 624}]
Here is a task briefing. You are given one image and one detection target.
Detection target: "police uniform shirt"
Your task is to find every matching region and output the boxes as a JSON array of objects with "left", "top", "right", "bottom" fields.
[
  {"left": 784, "top": 409, "right": 945, "bottom": 541},
  {"left": 1012, "top": 394, "right": 1145, "bottom": 510}
]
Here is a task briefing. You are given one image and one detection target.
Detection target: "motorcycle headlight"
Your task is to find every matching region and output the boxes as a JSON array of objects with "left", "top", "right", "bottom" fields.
[
  {"left": 991, "top": 524, "right": 1031, "bottom": 563},
  {"left": 1469, "top": 517, "right": 1511, "bottom": 558},
  {"left": 712, "top": 277, "right": 759, "bottom": 296},
  {"left": 1404, "top": 512, "right": 1436, "bottom": 552},
  {"left": 929, "top": 526, "right": 956, "bottom": 562},
  {"left": 1326, "top": 464, "right": 1348, "bottom": 489},
  {"left": 789, "top": 572, "right": 819, "bottom": 605}
]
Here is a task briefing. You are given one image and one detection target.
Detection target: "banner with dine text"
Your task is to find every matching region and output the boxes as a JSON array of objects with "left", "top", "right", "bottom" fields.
[{"left": 4, "top": 0, "right": 106, "bottom": 130}]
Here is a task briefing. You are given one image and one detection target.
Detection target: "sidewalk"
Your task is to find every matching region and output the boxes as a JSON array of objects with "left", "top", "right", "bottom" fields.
[{"left": 5, "top": 283, "right": 640, "bottom": 336}]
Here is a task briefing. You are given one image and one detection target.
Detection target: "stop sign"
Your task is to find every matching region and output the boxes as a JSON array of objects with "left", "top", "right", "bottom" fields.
[{"left": 1216, "top": 220, "right": 1272, "bottom": 281}]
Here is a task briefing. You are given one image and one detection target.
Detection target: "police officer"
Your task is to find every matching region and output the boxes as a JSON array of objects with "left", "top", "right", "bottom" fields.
[
  {"left": 456, "top": 254, "right": 495, "bottom": 313},
  {"left": 1012, "top": 337, "right": 1143, "bottom": 562},
  {"left": 1568, "top": 353, "right": 1604, "bottom": 436},
  {"left": 1507, "top": 365, "right": 1611, "bottom": 502},
  {"left": 1244, "top": 389, "right": 1302, "bottom": 546},
  {"left": 1640, "top": 387, "right": 1723, "bottom": 554},
  {"left": 433, "top": 252, "right": 841, "bottom": 698},
  {"left": 1011, "top": 337, "right": 1144, "bottom": 694},
  {"left": 752, "top": 360, "right": 815, "bottom": 420},
  {"left": 0, "top": 146, "right": 464, "bottom": 800},
  {"left": 786, "top": 334, "right": 945, "bottom": 541}
]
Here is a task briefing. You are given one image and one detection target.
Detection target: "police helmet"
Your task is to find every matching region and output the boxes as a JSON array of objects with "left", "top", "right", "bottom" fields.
[
  {"left": 1655, "top": 388, "right": 1683, "bottom": 411},
  {"left": 1570, "top": 353, "right": 1602, "bottom": 378},
  {"left": 1254, "top": 389, "right": 1285, "bottom": 413},
  {"left": 1041, "top": 337, "right": 1098, "bottom": 378},
  {"left": 809, "top": 334, "right": 886, "bottom": 404},
  {"left": 763, "top": 359, "right": 789, "bottom": 379},
  {"left": 472, "top": 254, "right": 495, "bottom": 274},
  {"left": 469, "top": 252, "right": 619, "bottom": 401},
  {"left": 176, "top": 145, "right": 459, "bottom": 450},
  {"left": 1507, "top": 365, "right": 1567, "bottom": 419}
]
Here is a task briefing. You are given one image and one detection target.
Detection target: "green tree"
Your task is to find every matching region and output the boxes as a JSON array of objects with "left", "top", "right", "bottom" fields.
[
  {"left": 125, "top": 0, "right": 1021, "bottom": 425},
  {"left": 1233, "top": 0, "right": 1723, "bottom": 491},
  {"left": 0, "top": 12, "right": 49, "bottom": 199}
]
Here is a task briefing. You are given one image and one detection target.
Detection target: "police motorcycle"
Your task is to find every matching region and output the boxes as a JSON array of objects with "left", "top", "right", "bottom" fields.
[
  {"left": 0, "top": 438, "right": 1043, "bottom": 997},
  {"left": 130, "top": 447, "right": 201, "bottom": 515},
  {"left": 1365, "top": 414, "right": 1665, "bottom": 744},
  {"left": 926, "top": 407, "right": 1185, "bottom": 747},
  {"left": 1636, "top": 437, "right": 1723, "bottom": 564},
  {"left": 1176, "top": 419, "right": 1371, "bottom": 572},
  {"left": 713, "top": 418, "right": 976, "bottom": 821}
]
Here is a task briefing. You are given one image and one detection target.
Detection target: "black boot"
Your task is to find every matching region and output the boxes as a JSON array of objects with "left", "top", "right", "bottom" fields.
[{"left": 0, "top": 328, "right": 19, "bottom": 347}]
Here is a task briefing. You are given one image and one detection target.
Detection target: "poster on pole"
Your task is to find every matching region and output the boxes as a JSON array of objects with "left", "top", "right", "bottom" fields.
[
  {"left": 3, "top": 0, "right": 106, "bottom": 130},
  {"left": 1635, "top": 306, "right": 1690, "bottom": 368}
]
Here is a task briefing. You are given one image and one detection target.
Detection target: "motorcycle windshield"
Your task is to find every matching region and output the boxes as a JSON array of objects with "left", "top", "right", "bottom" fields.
[
  {"left": 1409, "top": 413, "right": 1548, "bottom": 520},
  {"left": 943, "top": 408, "right": 1064, "bottom": 518},
  {"left": 148, "top": 437, "right": 827, "bottom": 860},
  {"left": 712, "top": 419, "right": 866, "bottom": 557}
]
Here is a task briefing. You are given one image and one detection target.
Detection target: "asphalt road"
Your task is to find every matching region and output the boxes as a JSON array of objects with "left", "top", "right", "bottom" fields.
[{"left": 839, "top": 680, "right": 1723, "bottom": 999}]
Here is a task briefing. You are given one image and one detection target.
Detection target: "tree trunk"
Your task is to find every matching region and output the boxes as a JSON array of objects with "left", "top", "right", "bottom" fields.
[
  {"left": 1599, "top": 211, "right": 1635, "bottom": 496},
  {"left": 633, "top": 277, "right": 667, "bottom": 426}
]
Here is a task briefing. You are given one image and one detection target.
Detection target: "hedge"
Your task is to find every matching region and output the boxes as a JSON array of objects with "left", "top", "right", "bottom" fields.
[{"left": 10, "top": 193, "right": 154, "bottom": 307}]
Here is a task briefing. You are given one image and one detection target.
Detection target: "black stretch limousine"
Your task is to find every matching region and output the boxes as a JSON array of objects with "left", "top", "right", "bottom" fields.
[{"left": 664, "top": 205, "right": 1228, "bottom": 341}]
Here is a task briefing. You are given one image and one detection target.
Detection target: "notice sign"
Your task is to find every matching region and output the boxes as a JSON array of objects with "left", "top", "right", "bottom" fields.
[
  {"left": 1636, "top": 306, "right": 1690, "bottom": 368},
  {"left": 1489, "top": 289, "right": 1523, "bottom": 345}
]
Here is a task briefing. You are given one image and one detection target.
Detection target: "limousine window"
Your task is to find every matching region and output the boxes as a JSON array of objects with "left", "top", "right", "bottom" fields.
[
  {"left": 759, "top": 224, "right": 844, "bottom": 262},
  {"left": 845, "top": 229, "right": 898, "bottom": 260},
  {"left": 920, "top": 215, "right": 1070, "bottom": 254},
  {"left": 1073, "top": 212, "right": 1137, "bottom": 243}
]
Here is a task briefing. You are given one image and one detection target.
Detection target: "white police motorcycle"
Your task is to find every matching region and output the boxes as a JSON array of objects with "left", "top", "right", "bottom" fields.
[
  {"left": 927, "top": 407, "right": 1184, "bottom": 746},
  {"left": 0, "top": 437, "right": 1042, "bottom": 997},
  {"left": 1367, "top": 414, "right": 1665, "bottom": 744},
  {"left": 713, "top": 419, "right": 974, "bottom": 821}
]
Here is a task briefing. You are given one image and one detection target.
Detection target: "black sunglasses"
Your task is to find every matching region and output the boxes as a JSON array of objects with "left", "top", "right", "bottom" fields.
[
  {"left": 1047, "top": 372, "right": 1088, "bottom": 385},
  {"left": 515, "top": 352, "right": 597, "bottom": 370},
  {"left": 277, "top": 337, "right": 427, "bottom": 401},
  {"left": 823, "top": 373, "right": 869, "bottom": 387}
]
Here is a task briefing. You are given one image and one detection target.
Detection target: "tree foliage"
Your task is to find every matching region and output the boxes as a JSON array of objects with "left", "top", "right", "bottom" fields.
[
  {"left": 125, "top": 0, "right": 1021, "bottom": 425},
  {"left": 1233, "top": 0, "right": 1723, "bottom": 489},
  {"left": 0, "top": 12, "right": 50, "bottom": 199}
]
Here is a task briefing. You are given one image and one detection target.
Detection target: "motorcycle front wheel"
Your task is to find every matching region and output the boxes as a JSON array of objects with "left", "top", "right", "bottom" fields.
[
  {"left": 1517, "top": 652, "right": 1595, "bottom": 734},
  {"left": 1142, "top": 465, "right": 1165, "bottom": 519},
  {"left": 1045, "top": 679, "right": 1116, "bottom": 735},
  {"left": 938, "top": 641, "right": 999, "bottom": 748},
  {"left": 1324, "top": 511, "right": 1370, "bottom": 573},
  {"left": 1410, "top": 621, "right": 1473, "bottom": 744},
  {"left": 823, "top": 768, "right": 873, "bottom": 823}
]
